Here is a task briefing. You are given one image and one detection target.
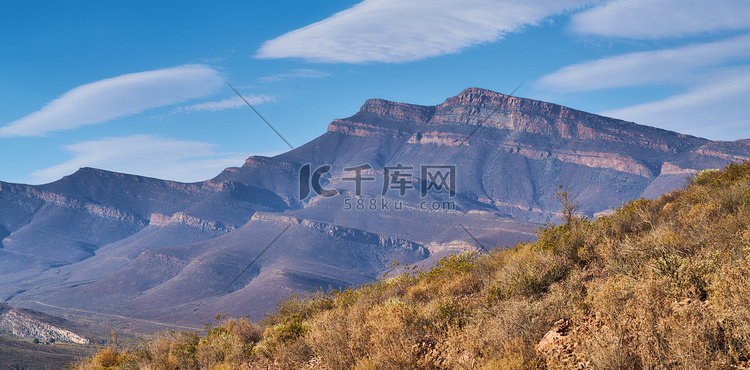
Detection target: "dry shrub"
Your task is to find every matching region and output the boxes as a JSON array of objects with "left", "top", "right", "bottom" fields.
[
  {"left": 585, "top": 329, "right": 639, "bottom": 370},
  {"left": 443, "top": 272, "right": 584, "bottom": 370},
  {"left": 405, "top": 253, "right": 480, "bottom": 303},
  {"left": 271, "top": 339, "right": 314, "bottom": 369},
  {"left": 254, "top": 312, "right": 312, "bottom": 364},
  {"left": 422, "top": 297, "right": 469, "bottom": 329},
  {"left": 583, "top": 265, "right": 732, "bottom": 368},
  {"left": 405, "top": 282, "right": 433, "bottom": 303},
  {"left": 147, "top": 330, "right": 201, "bottom": 369},
  {"left": 197, "top": 325, "right": 251, "bottom": 368},
  {"left": 466, "top": 299, "right": 557, "bottom": 368},
  {"left": 79, "top": 346, "right": 122, "bottom": 369},
  {"left": 305, "top": 309, "right": 359, "bottom": 370},
  {"left": 358, "top": 300, "right": 425, "bottom": 369},
  {"left": 488, "top": 246, "right": 572, "bottom": 300},
  {"left": 689, "top": 169, "right": 721, "bottom": 186},
  {"left": 605, "top": 197, "right": 659, "bottom": 238},
  {"left": 582, "top": 276, "right": 647, "bottom": 369},
  {"left": 710, "top": 259, "right": 750, "bottom": 363},
  {"left": 439, "top": 272, "right": 483, "bottom": 297}
]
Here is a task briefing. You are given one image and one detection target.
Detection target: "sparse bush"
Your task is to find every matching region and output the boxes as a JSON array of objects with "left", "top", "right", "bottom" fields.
[
  {"left": 488, "top": 246, "right": 572, "bottom": 300},
  {"left": 305, "top": 309, "right": 359, "bottom": 370},
  {"left": 689, "top": 168, "right": 721, "bottom": 186}
]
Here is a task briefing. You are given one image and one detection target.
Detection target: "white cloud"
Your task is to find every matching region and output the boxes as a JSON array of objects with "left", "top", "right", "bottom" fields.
[
  {"left": 537, "top": 34, "right": 750, "bottom": 91},
  {"left": 571, "top": 0, "right": 750, "bottom": 38},
  {"left": 601, "top": 67, "right": 750, "bottom": 140},
  {"left": 256, "top": 0, "right": 593, "bottom": 63},
  {"left": 28, "top": 135, "right": 253, "bottom": 184},
  {"left": 258, "top": 69, "right": 330, "bottom": 82},
  {"left": 0, "top": 65, "right": 223, "bottom": 137},
  {"left": 173, "top": 94, "right": 275, "bottom": 113}
]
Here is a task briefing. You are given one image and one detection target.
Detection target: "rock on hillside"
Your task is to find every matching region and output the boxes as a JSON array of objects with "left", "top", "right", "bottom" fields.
[{"left": 0, "top": 304, "right": 88, "bottom": 344}]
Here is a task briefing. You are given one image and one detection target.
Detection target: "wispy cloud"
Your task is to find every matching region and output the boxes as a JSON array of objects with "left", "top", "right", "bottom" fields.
[
  {"left": 28, "top": 135, "right": 256, "bottom": 184},
  {"left": 0, "top": 65, "right": 223, "bottom": 137},
  {"left": 256, "top": 0, "right": 593, "bottom": 63},
  {"left": 537, "top": 34, "right": 750, "bottom": 92},
  {"left": 172, "top": 94, "right": 275, "bottom": 114},
  {"left": 601, "top": 67, "right": 750, "bottom": 140},
  {"left": 547, "top": 1, "right": 750, "bottom": 140},
  {"left": 571, "top": 0, "right": 750, "bottom": 38},
  {"left": 258, "top": 68, "right": 330, "bottom": 83}
]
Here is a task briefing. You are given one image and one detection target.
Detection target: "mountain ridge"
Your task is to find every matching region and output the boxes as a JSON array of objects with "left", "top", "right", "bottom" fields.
[{"left": 2, "top": 87, "right": 749, "bottom": 326}]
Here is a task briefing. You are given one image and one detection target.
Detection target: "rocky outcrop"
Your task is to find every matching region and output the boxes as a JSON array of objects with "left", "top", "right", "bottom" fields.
[
  {"left": 132, "top": 252, "right": 189, "bottom": 277},
  {"left": 242, "top": 156, "right": 296, "bottom": 171},
  {"left": 552, "top": 150, "right": 654, "bottom": 177},
  {"left": 325, "top": 87, "right": 729, "bottom": 178},
  {"left": 66, "top": 167, "right": 205, "bottom": 195},
  {"left": 0, "top": 182, "right": 145, "bottom": 225},
  {"left": 406, "top": 131, "right": 654, "bottom": 176},
  {"left": 199, "top": 179, "right": 236, "bottom": 193},
  {"left": 328, "top": 118, "right": 415, "bottom": 138},
  {"left": 406, "top": 131, "right": 466, "bottom": 146},
  {"left": 695, "top": 141, "right": 750, "bottom": 162},
  {"left": 328, "top": 99, "right": 434, "bottom": 138},
  {"left": 0, "top": 306, "right": 88, "bottom": 344},
  {"left": 660, "top": 162, "right": 697, "bottom": 175},
  {"left": 251, "top": 212, "right": 429, "bottom": 258},
  {"left": 433, "top": 88, "right": 697, "bottom": 153},
  {"left": 149, "top": 212, "right": 235, "bottom": 232},
  {"left": 358, "top": 99, "right": 435, "bottom": 123}
]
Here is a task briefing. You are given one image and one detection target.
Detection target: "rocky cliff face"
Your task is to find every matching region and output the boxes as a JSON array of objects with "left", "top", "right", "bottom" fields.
[
  {"left": 251, "top": 212, "right": 429, "bottom": 258},
  {"left": 359, "top": 99, "right": 436, "bottom": 123},
  {"left": 150, "top": 212, "right": 235, "bottom": 232},
  {"left": 0, "top": 181, "right": 145, "bottom": 225},
  {"left": 326, "top": 88, "right": 724, "bottom": 179},
  {"left": 0, "top": 305, "right": 88, "bottom": 344},
  {"left": 432, "top": 88, "right": 699, "bottom": 150}
]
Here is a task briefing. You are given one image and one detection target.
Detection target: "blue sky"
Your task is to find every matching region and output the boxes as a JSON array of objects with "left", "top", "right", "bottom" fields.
[{"left": 2, "top": 0, "right": 749, "bottom": 184}]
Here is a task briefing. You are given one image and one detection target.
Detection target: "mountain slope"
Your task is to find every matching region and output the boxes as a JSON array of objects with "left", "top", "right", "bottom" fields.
[{"left": 2, "top": 87, "right": 749, "bottom": 326}]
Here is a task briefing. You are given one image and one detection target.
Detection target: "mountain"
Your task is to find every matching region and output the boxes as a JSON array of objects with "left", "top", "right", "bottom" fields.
[{"left": 1, "top": 87, "right": 748, "bottom": 326}]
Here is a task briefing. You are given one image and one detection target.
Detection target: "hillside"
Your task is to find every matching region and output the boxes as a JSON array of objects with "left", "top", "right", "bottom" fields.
[
  {"left": 3, "top": 88, "right": 749, "bottom": 327},
  {"left": 0, "top": 303, "right": 94, "bottom": 368},
  {"left": 0, "top": 303, "right": 89, "bottom": 344},
  {"left": 76, "top": 161, "right": 750, "bottom": 369}
]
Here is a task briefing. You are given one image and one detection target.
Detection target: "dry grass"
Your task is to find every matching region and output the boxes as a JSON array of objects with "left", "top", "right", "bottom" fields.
[{"left": 76, "top": 162, "right": 750, "bottom": 369}]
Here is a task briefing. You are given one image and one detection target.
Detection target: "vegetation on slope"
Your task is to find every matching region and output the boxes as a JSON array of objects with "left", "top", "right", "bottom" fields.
[{"left": 76, "top": 162, "right": 750, "bottom": 369}]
